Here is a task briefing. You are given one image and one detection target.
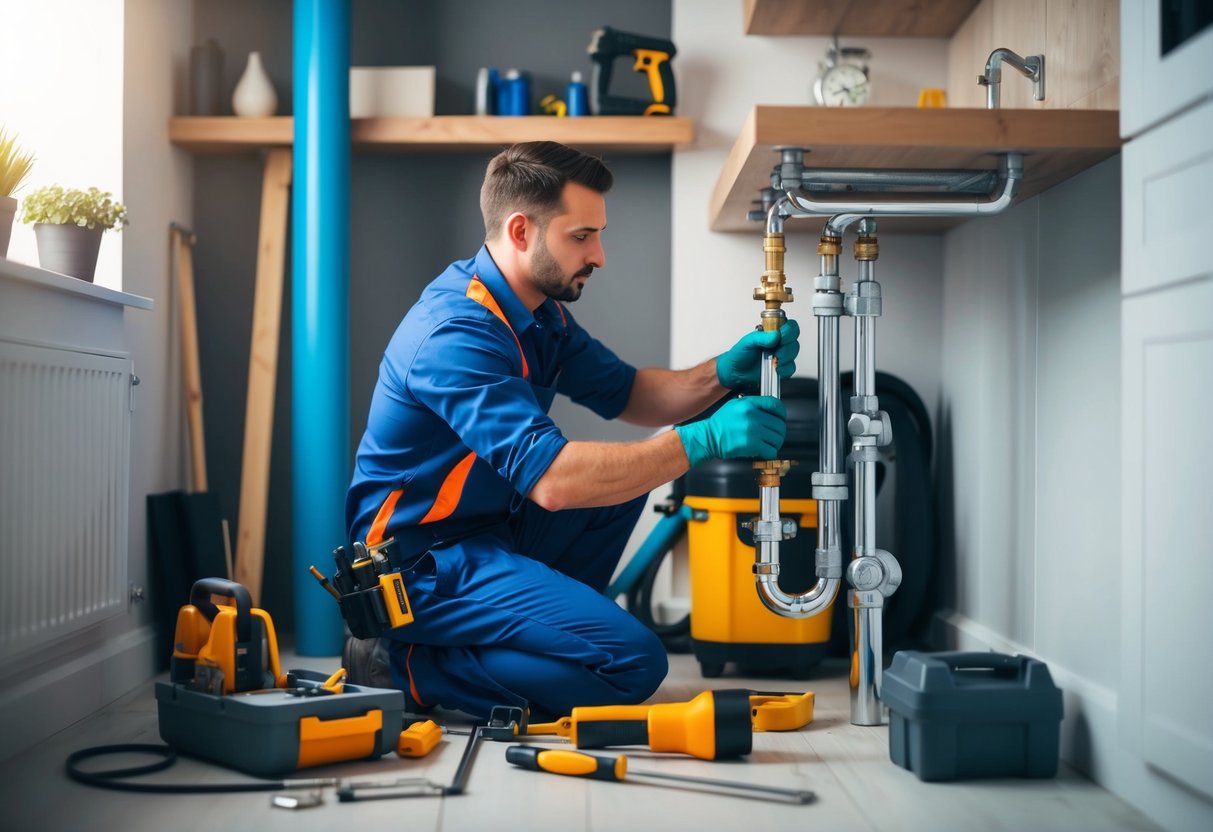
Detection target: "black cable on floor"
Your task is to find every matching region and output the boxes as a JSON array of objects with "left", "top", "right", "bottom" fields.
[{"left": 65, "top": 744, "right": 286, "bottom": 794}]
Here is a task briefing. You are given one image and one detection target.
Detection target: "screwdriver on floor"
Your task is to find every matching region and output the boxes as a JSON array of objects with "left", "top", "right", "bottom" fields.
[{"left": 504, "top": 746, "right": 815, "bottom": 805}]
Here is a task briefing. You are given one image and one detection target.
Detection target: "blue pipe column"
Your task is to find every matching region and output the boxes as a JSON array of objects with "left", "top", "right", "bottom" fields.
[{"left": 292, "top": 0, "right": 349, "bottom": 655}]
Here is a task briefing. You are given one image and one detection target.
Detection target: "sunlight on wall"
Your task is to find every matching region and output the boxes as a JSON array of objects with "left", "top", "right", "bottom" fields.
[{"left": 0, "top": 0, "right": 125, "bottom": 290}]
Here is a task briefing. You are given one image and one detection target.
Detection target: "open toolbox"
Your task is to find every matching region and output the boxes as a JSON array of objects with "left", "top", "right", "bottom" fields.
[{"left": 156, "top": 668, "right": 406, "bottom": 777}]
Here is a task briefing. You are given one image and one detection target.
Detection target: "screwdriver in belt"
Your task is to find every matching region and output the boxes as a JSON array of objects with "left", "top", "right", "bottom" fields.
[{"left": 504, "top": 746, "right": 815, "bottom": 804}]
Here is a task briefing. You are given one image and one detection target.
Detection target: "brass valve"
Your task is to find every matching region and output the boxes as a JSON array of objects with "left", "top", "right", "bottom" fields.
[
  {"left": 753, "top": 232, "right": 794, "bottom": 309},
  {"left": 817, "top": 233, "right": 841, "bottom": 256},
  {"left": 752, "top": 459, "right": 794, "bottom": 488}
]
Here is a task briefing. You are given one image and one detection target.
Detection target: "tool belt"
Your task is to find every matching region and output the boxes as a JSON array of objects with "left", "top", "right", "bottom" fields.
[{"left": 321, "top": 538, "right": 415, "bottom": 639}]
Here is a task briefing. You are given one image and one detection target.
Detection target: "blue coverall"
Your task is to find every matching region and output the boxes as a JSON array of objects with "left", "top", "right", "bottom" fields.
[{"left": 346, "top": 246, "right": 667, "bottom": 718}]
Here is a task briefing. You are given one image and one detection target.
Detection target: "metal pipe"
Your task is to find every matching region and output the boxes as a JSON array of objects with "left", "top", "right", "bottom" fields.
[
  {"left": 763, "top": 153, "right": 1023, "bottom": 727},
  {"left": 780, "top": 153, "right": 1023, "bottom": 235},
  {"left": 753, "top": 201, "right": 841, "bottom": 620},
  {"left": 979, "top": 48, "right": 1045, "bottom": 109},
  {"left": 800, "top": 169, "right": 998, "bottom": 194},
  {"left": 850, "top": 591, "right": 883, "bottom": 724}
]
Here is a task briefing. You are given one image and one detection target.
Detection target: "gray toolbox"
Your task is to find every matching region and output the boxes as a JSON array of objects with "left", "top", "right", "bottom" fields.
[
  {"left": 880, "top": 650, "right": 1063, "bottom": 782},
  {"left": 156, "top": 669, "right": 405, "bottom": 777}
]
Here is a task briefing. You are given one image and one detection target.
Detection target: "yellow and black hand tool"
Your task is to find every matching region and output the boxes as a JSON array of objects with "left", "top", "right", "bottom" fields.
[
  {"left": 526, "top": 689, "right": 752, "bottom": 759},
  {"left": 170, "top": 577, "right": 287, "bottom": 694},
  {"left": 505, "top": 746, "right": 815, "bottom": 804}
]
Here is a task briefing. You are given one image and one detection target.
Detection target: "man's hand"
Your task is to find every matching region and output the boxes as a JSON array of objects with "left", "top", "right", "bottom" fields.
[
  {"left": 715, "top": 321, "right": 800, "bottom": 391},
  {"left": 674, "top": 396, "right": 787, "bottom": 468}
]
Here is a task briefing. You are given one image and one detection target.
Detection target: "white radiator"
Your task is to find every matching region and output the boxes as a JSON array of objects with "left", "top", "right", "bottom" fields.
[{"left": 0, "top": 339, "right": 132, "bottom": 661}]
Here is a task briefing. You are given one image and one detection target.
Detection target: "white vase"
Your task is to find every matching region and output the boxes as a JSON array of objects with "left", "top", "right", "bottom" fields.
[{"left": 232, "top": 51, "right": 277, "bottom": 117}]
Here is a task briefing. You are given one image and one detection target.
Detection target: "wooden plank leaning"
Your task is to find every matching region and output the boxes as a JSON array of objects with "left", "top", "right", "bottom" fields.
[{"left": 234, "top": 148, "right": 292, "bottom": 606}]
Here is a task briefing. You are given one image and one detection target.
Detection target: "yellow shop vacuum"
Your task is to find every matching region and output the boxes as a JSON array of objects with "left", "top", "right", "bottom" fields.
[{"left": 686, "top": 378, "right": 833, "bottom": 678}]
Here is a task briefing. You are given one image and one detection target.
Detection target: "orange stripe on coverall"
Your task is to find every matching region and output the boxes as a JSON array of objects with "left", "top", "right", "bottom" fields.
[
  {"left": 466, "top": 276, "right": 530, "bottom": 379},
  {"left": 419, "top": 451, "right": 476, "bottom": 525},
  {"left": 366, "top": 488, "right": 404, "bottom": 547}
]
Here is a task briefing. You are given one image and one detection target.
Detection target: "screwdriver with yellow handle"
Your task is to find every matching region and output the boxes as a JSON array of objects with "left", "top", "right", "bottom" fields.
[{"left": 504, "top": 746, "right": 815, "bottom": 804}]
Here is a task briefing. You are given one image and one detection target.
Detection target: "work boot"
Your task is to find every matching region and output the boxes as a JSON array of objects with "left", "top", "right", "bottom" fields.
[{"left": 342, "top": 635, "right": 393, "bottom": 689}]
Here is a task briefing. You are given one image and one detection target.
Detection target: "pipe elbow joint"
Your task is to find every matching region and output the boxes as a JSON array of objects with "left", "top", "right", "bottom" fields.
[{"left": 754, "top": 572, "right": 840, "bottom": 619}]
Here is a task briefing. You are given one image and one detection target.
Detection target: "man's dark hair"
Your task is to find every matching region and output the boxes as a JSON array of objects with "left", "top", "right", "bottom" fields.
[{"left": 480, "top": 141, "right": 613, "bottom": 238}]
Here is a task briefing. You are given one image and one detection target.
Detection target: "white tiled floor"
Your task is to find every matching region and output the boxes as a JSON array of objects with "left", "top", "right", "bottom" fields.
[{"left": 0, "top": 652, "right": 1160, "bottom": 831}]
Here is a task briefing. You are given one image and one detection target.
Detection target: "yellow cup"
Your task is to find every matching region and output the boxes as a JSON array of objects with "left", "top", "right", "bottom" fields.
[{"left": 917, "top": 87, "right": 946, "bottom": 108}]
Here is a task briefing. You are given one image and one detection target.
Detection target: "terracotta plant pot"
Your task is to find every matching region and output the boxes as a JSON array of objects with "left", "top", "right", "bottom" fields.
[
  {"left": 33, "top": 222, "right": 105, "bottom": 282},
  {"left": 0, "top": 195, "right": 16, "bottom": 259}
]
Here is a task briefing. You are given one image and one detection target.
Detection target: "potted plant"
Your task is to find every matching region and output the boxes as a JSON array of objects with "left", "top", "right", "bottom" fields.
[
  {"left": 20, "top": 185, "right": 128, "bottom": 282},
  {"left": 0, "top": 126, "right": 35, "bottom": 259}
]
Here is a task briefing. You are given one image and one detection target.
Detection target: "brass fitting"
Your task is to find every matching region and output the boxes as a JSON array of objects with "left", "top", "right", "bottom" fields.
[
  {"left": 753, "top": 232, "right": 794, "bottom": 309},
  {"left": 752, "top": 459, "right": 794, "bottom": 488},
  {"left": 817, "top": 233, "right": 842, "bottom": 256},
  {"left": 854, "top": 233, "right": 879, "bottom": 262}
]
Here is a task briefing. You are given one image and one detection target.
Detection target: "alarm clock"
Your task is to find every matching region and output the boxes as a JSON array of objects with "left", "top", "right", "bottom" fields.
[{"left": 813, "top": 43, "right": 871, "bottom": 107}]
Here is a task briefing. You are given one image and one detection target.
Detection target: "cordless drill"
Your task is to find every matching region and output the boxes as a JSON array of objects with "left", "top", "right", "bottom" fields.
[{"left": 587, "top": 26, "right": 677, "bottom": 116}]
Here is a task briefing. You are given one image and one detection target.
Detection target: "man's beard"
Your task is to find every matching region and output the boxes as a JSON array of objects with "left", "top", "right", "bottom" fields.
[{"left": 532, "top": 233, "right": 592, "bottom": 302}]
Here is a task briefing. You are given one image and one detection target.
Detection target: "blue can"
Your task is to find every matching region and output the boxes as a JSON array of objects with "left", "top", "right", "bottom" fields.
[
  {"left": 500, "top": 69, "right": 530, "bottom": 116},
  {"left": 566, "top": 71, "right": 589, "bottom": 117}
]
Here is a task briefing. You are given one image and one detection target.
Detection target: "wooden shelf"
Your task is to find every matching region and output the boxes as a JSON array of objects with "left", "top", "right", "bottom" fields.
[
  {"left": 710, "top": 106, "right": 1122, "bottom": 233},
  {"left": 742, "top": 0, "right": 981, "bottom": 37},
  {"left": 168, "top": 116, "right": 694, "bottom": 154}
]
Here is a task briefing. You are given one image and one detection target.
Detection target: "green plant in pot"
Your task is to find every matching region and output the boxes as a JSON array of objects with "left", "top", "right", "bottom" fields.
[
  {"left": 0, "top": 126, "right": 35, "bottom": 259},
  {"left": 20, "top": 185, "right": 128, "bottom": 282}
]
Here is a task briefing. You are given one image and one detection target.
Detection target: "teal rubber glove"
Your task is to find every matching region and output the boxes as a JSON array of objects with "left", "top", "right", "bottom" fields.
[
  {"left": 715, "top": 320, "right": 800, "bottom": 391},
  {"left": 675, "top": 396, "right": 788, "bottom": 468}
]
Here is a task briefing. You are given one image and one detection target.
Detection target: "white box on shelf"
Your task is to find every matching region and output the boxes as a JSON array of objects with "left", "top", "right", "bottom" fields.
[{"left": 350, "top": 66, "right": 436, "bottom": 117}]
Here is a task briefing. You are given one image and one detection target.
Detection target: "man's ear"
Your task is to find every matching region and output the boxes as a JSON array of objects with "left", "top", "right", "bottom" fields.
[{"left": 504, "top": 212, "right": 529, "bottom": 252}]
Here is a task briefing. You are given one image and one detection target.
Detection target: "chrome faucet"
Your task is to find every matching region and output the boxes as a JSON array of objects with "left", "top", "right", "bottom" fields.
[{"left": 978, "top": 48, "right": 1045, "bottom": 108}]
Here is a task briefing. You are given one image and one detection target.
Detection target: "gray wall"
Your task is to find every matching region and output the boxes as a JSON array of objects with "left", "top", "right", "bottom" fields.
[{"left": 191, "top": 0, "right": 673, "bottom": 630}]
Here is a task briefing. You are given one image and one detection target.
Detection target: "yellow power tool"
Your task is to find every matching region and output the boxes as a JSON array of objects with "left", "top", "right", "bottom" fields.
[
  {"left": 170, "top": 577, "right": 288, "bottom": 695},
  {"left": 588, "top": 26, "right": 677, "bottom": 116}
]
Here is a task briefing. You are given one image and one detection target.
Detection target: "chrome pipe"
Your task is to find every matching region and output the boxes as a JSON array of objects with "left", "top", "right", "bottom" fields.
[
  {"left": 819, "top": 317, "right": 840, "bottom": 487},
  {"left": 752, "top": 199, "right": 841, "bottom": 621},
  {"left": 800, "top": 169, "right": 999, "bottom": 194},
  {"left": 780, "top": 154, "right": 1023, "bottom": 234},
  {"left": 767, "top": 156, "right": 1022, "bottom": 728},
  {"left": 854, "top": 441, "right": 877, "bottom": 558},
  {"left": 850, "top": 591, "right": 883, "bottom": 725},
  {"left": 766, "top": 199, "right": 788, "bottom": 235},
  {"left": 756, "top": 543, "right": 840, "bottom": 617}
]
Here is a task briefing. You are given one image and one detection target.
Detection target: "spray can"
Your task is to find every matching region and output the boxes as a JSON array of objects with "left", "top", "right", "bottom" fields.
[{"left": 566, "top": 71, "right": 589, "bottom": 117}]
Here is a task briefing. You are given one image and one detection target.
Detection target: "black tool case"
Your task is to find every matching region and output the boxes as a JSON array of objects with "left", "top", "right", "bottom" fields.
[
  {"left": 156, "top": 669, "right": 405, "bottom": 777},
  {"left": 880, "top": 651, "right": 1063, "bottom": 782}
]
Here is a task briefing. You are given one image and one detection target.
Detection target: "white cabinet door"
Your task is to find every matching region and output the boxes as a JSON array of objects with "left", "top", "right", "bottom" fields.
[
  {"left": 1121, "top": 0, "right": 1213, "bottom": 138},
  {"left": 1120, "top": 276, "right": 1213, "bottom": 800},
  {"left": 1122, "top": 96, "right": 1213, "bottom": 297}
]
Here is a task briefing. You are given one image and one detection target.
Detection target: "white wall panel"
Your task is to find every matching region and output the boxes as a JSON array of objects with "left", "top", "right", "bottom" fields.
[
  {"left": 1035, "top": 157, "right": 1122, "bottom": 690},
  {"left": 941, "top": 197, "right": 1039, "bottom": 646}
]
